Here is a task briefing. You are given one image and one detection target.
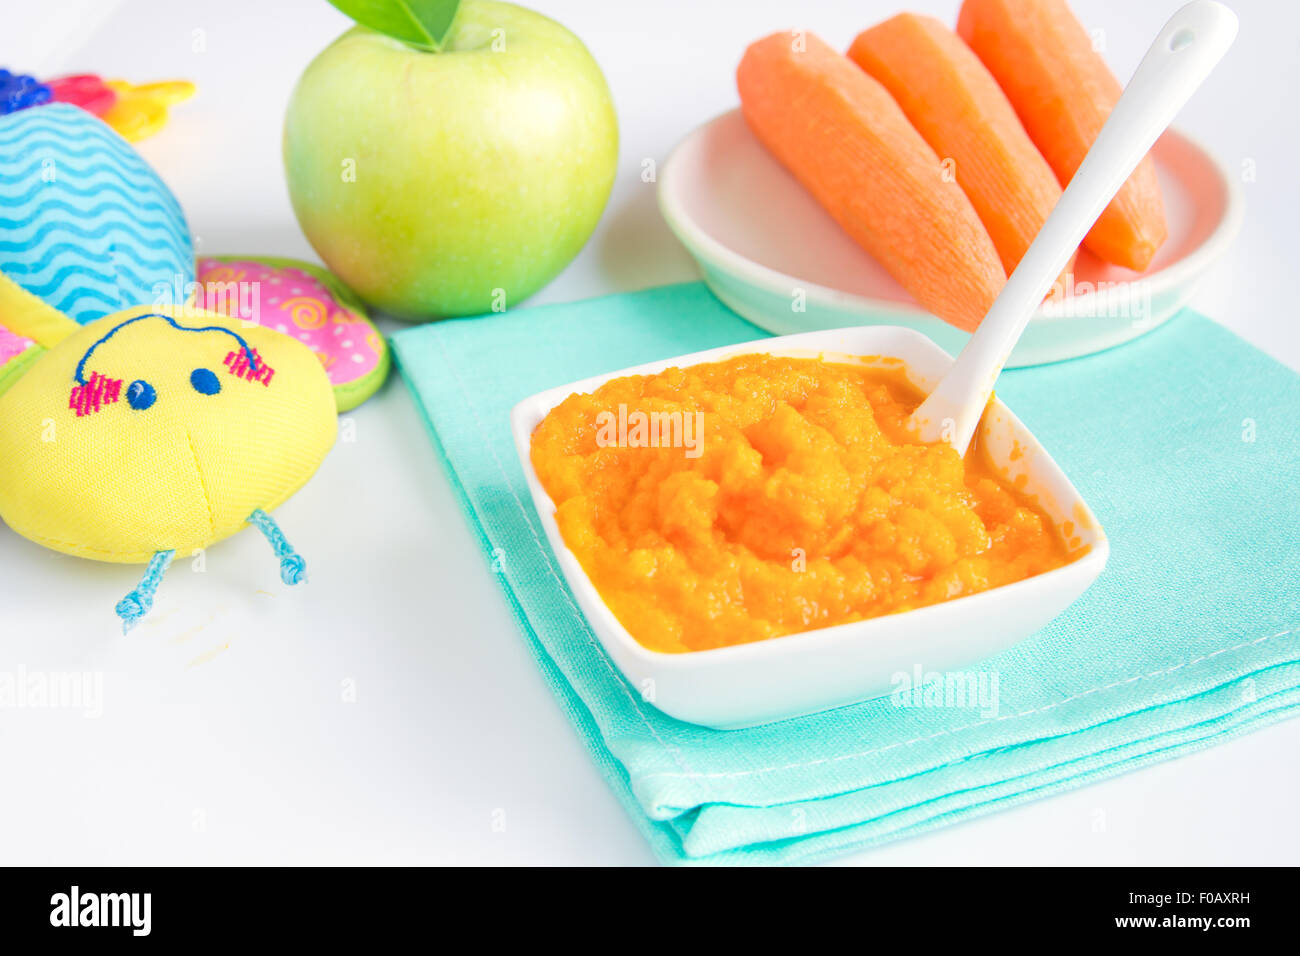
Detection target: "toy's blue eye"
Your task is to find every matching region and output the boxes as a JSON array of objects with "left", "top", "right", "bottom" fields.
[
  {"left": 190, "top": 368, "right": 221, "bottom": 395},
  {"left": 126, "top": 380, "right": 156, "bottom": 410}
]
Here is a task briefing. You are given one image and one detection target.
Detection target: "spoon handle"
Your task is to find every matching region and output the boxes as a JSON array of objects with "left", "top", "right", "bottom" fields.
[{"left": 913, "top": 0, "right": 1238, "bottom": 454}]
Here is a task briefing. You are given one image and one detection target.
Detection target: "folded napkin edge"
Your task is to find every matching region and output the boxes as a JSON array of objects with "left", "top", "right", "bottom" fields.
[
  {"left": 646, "top": 651, "right": 1300, "bottom": 827},
  {"left": 633, "top": 624, "right": 1299, "bottom": 801},
  {"left": 675, "top": 688, "right": 1300, "bottom": 864}
]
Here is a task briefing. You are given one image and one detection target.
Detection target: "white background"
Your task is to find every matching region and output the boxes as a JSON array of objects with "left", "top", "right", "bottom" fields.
[{"left": 1, "top": 0, "right": 1297, "bottom": 865}]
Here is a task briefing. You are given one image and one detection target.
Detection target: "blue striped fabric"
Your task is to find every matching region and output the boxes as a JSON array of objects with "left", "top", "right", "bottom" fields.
[{"left": 0, "top": 103, "right": 193, "bottom": 324}]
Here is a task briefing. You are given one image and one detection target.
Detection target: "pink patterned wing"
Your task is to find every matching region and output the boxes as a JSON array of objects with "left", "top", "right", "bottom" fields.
[
  {"left": 0, "top": 327, "right": 35, "bottom": 366},
  {"left": 196, "top": 258, "right": 384, "bottom": 390}
]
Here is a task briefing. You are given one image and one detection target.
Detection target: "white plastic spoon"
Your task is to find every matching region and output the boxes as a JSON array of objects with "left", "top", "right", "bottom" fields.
[{"left": 911, "top": 0, "right": 1238, "bottom": 454}]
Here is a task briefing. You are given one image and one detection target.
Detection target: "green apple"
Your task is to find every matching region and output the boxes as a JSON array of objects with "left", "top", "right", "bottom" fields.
[{"left": 283, "top": 0, "right": 618, "bottom": 319}]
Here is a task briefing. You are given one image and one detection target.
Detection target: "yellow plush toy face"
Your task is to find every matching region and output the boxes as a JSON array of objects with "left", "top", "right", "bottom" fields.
[{"left": 0, "top": 306, "right": 336, "bottom": 563}]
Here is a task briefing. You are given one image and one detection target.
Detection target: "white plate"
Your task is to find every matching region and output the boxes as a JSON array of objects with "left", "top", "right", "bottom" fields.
[
  {"left": 658, "top": 109, "right": 1243, "bottom": 368},
  {"left": 512, "top": 326, "right": 1109, "bottom": 729}
]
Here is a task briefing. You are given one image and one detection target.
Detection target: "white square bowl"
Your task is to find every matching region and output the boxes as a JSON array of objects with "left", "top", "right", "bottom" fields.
[{"left": 510, "top": 326, "right": 1108, "bottom": 730}]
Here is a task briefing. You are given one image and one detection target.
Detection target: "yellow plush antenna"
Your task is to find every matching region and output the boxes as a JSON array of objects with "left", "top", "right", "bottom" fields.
[
  {"left": 0, "top": 272, "right": 81, "bottom": 395},
  {"left": 0, "top": 272, "right": 80, "bottom": 348}
]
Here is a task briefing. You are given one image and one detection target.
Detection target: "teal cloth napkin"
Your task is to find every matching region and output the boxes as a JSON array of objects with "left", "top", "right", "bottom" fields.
[{"left": 390, "top": 282, "right": 1300, "bottom": 865}]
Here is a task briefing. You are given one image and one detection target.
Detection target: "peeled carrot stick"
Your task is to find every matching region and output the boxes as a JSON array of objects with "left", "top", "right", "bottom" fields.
[
  {"left": 847, "top": 13, "right": 1074, "bottom": 284},
  {"left": 958, "top": 0, "right": 1167, "bottom": 271},
  {"left": 737, "top": 31, "right": 1006, "bottom": 331}
]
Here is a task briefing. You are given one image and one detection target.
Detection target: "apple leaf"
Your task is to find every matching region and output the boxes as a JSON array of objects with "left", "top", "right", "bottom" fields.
[{"left": 326, "top": 0, "right": 462, "bottom": 51}]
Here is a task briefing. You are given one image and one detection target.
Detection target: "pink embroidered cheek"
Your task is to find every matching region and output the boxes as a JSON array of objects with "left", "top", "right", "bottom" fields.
[
  {"left": 68, "top": 372, "right": 123, "bottom": 417},
  {"left": 223, "top": 348, "right": 276, "bottom": 386}
]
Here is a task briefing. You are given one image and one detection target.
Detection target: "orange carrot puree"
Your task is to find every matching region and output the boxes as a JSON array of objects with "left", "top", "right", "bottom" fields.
[{"left": 530, "top": 355, "right": 1076, "bottom": 653}]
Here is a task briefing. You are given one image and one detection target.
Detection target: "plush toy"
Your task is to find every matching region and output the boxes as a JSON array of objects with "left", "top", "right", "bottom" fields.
[
  {"left": 0, "top": 299, "right": 337, "bottom": 628},
  {"left": 0, "top": 102, "right": 390, "bottom": 629}
]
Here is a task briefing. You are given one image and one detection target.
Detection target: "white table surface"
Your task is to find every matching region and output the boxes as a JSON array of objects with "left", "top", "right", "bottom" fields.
[{"left": 2, "top": 0, "right": 1296, "bottom": 866}]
